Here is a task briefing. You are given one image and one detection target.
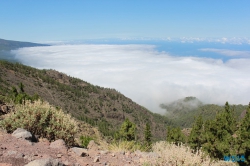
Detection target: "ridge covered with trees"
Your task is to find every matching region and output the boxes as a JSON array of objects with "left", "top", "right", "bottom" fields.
[{"left": 0, "top": 60, "right": 173, "bottom": 141}]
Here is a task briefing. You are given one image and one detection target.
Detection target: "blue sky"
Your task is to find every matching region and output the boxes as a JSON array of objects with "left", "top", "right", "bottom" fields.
[{"left": 1, "top": 1, "right": 250, "bottom": 42}]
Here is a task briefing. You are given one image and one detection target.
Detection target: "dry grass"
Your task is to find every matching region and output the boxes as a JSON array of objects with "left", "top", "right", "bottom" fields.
[
  {"left": 142, "top": 141, "right": 237, "bottom": 166},
  {"left": 108, "top": 140, "right": 150, "bottom": 152}
]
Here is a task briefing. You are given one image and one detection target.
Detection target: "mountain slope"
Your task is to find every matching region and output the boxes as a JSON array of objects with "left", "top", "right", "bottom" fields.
[
  {"left": 0, "top": 60, "right": 173, "bottom": 141},
  {"left": 0, "top": 38, "right": 49, "bottom": 51}
]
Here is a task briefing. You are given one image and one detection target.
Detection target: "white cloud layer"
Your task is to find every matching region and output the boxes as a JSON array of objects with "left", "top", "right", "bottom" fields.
[
  {"left": 200, "top": 48, "right": 250, "bottom": 57},
  {"left": 12, "top": 45, "right": 250, "bottom": 114},
  {"left": 39, "top": 37, "right": 250, "bottom": 46}
]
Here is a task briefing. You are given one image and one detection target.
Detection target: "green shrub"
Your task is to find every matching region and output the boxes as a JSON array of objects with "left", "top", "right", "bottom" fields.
[
  {"left": 119, "top": 118, "right": 136, "bottom": 141},
  {"left": 0, "top": 100, "right": 78, "bottom": 146},
  {"left": 80, "top": 135, "right": 93, "bottom": 148}
]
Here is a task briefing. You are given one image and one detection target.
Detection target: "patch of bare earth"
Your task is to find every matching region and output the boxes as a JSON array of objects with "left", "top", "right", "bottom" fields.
[{"left": 0, "top": 130, "right": 146, "bottom": 166}]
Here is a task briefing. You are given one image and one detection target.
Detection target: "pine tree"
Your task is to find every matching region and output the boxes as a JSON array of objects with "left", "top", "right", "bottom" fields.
[
  {"left": 11, "top": 86, "right": 18, "bottom": 99},
  {"left": 202, "top": 102, "right": 237, "bottom": 159},
  {"left": 119, "top": 118, "right": 136, "bottom": 141},
  {"left": 188, "top": 115, "right": 204, "bottom": 150},
  {"left": 144, "top": 123, "right": 152, "bottom": 146},
  {"left": 167, "top": 126, "right": 186, "bottom": 145},
  {"left": 18, "top": 82, "right": 25, "bottom": 93},
  {"left": 237, "top": 102, "right": 250, "bottom": 164}
]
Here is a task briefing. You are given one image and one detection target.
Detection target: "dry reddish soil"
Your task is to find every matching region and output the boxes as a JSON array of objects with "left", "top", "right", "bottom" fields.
[{"left": 0, "top": 130, "right": 150, "bottom": 166}]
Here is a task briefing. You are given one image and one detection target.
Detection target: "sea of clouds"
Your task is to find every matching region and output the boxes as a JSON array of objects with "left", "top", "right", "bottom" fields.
[{"left": 12, "top": 44, "right": 250, "bottom": 114}]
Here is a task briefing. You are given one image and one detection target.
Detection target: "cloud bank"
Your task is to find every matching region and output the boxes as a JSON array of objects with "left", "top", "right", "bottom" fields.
[
  {"left": 200, "top": 48, "right": 250, "bottom": 57},
  {"left": 12, "top": 44, "right": 250, "bottom": 114}
]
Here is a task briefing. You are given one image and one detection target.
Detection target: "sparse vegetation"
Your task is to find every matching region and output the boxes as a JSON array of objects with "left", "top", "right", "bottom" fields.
[
  {"left": 0, "top": 100, "right": 78, "bottom": 146},
  {"left": 108, "top": 140, "right": 149, "bottom": 152},
  {"left": 0, "top": 59, "right": 173, "bottom": 141},
  {"left": 10, "top": 82, "right": 40, "bottom": 104}
]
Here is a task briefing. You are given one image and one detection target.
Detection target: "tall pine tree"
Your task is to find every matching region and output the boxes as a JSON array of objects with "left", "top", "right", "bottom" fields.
[
  {"left": 202, "top": 102, "right": 237, "bottom": 159},
  {"left": 119, "top": 118, "right": 136, "bottom": 141},
  {"left": 144, "top": 123, "right": 152, "bottom": 147},
  {"left": 237, "top": 102, "right": 250, "bottom": 164},
  {"left": 188, "top": 115, "right": 204, "bottom": 150},
  {"left": 167, "top": 126, "right": 186, "bottom": 145}
]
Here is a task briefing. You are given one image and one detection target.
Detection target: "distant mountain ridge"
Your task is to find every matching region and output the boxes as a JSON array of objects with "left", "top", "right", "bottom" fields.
[
  {"left": 161, "top": 96, "right": 203, "bottom": 114},
  {"left": 160, "top": 96, "right": 247, "bottom": 128},
  {"left": 0, "top": 38, "right": 50, "bottom": 62},
  {"left": 0, "top": 38, "right": 49, "bottom": 51}
]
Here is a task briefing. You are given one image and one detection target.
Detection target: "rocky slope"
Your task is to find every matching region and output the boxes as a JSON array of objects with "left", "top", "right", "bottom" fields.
[{"left": 0, "top": 128, "right": 158, "bottom": 166}]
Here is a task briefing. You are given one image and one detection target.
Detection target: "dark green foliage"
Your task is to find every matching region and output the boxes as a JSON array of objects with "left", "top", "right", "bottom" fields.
[
  {"left": 188, "top": 115, "right": 204, "bottom": 150},
  {"left": 79, "top": 135, "right": 93, "bottom": 148},
  {"left": 201, "top": 102, "right": 237, "bottom": 159},
  {"left": 97, "top": 119, "right": 115, "bottom": 136},
  {"left": 237, "top": 103, "right": 250, "bottom": 164},
  {"left": 19, "top": 82, "right": 24, "bottom": 93},
  {"left": 119, "top": 118, "right": 136, "bottom": 141},
  {"left": 144, "top": 123, "right": 152, "bottom": 147},
  {"left": 10, "top": 83, "right": 40, "bottom": 104},
  {"left": 166, "top": 126, "right": 186, "bottom": 145}
]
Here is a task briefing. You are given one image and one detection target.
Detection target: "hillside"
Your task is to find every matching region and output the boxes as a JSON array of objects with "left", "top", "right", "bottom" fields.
[
  {"left": 160, "top": 96, "right": 247, "bottom": 128},
  {"left": 0, "top": 60, "right": 173, "bottom": 141}
]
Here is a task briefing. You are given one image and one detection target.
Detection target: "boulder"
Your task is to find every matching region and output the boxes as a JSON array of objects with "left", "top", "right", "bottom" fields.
[
  {"left": 12, "top": 128, "right": 32, "bottom": 141},
  {"left": 70, "top": 147, "right": 88, "bottom": 157},
  {"left": 25, "top": 158, "right": 65, "bottom": 166}
]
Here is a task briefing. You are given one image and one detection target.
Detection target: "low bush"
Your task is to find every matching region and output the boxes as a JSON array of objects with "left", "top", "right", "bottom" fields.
[
  {"left": 143, "top": 141, "right": 236, "bottom": 166},
  {"left": 108, "top": 140, "right": 150, "bottom": 152},
  {"left": 0, "top": 100, "right": 78, "bottom": 146}
]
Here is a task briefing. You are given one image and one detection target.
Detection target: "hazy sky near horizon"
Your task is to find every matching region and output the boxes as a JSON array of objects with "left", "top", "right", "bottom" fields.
[{"left": 1, "top": 1, "right": 250, "bottom": 42}]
